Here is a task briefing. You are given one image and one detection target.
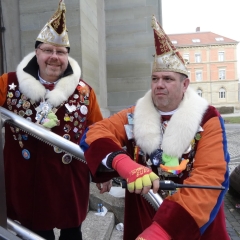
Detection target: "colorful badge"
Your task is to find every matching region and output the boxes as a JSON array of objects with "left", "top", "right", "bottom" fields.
[
  {"left": 73, "top": 127, "right": 78, "bottom": 133},
  {"left": 73, "top": 94, "right": 79, "bottom": 99},
  {"left": 7, "top": 92, "right": 13, "bottom": 98},
  {"left": 63, "top": 124, "right": 71, "bottom": 133},
  {"left": 9, "top": 83, "right": 17, "bottom": 90},
  {"left": 74, "top": 112, "right": 78, "bottom": 118},
  {"left": 62, "top": 153, "right": 72, "bottom": 164},
  {"left": 22, "top": 134, "right": 28, "bottom": 141},
  {"left": 25, "top": 109, "right": 33, "bottom": 116},
  {"left": 21, "top": 94, "right": 28, "bottom": 101},
  {"left": 150, "top": 149, "right": 163, "bottom": 166},
  {"left": 74, "top": 132, "right": 80, "bottom": 139},
  {"left": 15, "top": 90, "right": 20, "bottom": 98},
  {"left": 80, "top": 105, "right": 88, "bottom": 115},
  {"left": 74, "top": 121, "right": 79, "bottom": 127},
  {"left": 54, "top": 146, "right": 63, "bottom": 153},
  {"left": 22, "top": 149, "right": 30, "bottom": 159},
  {"left": 19, "top": 141, "right": 24, "bottom": 148},
  {"left": 127, "top": 113, "right": 134, "bottom": 125},
  {"left": 124, "top": 124, "right": 134, "bottom": 140},
  {"left": 22, "top": 101, "right": 30, "bottom": 109},
  {"left": 11, "top": 99, "right": 17, "bottom": 105},
  {"left": 18, "top": 110, "right": 25, "bottom": 117},
  {"left": 64, "top": 114, "right": 71, "bottom": 121},
  {"left": 63, "top": 134, "right": 71, "bottom": 140}
]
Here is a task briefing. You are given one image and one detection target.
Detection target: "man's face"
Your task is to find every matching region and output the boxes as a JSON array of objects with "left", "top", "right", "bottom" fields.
[
  {"left": 151, "top": 71, "right": 189, "bottom": 112},
  {"left": 35, "top": 43, "right": 69, "bottom": 82}
]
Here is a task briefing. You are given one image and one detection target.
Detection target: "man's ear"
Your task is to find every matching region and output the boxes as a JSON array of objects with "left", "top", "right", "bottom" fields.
[{"left": 183, "top": 78, "right": 190, "bottom": 92}]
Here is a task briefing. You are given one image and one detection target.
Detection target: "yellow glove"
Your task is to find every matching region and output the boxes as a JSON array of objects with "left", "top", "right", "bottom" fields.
[{"left": 112, "top": 154, "right": 159, "bottom": 192}]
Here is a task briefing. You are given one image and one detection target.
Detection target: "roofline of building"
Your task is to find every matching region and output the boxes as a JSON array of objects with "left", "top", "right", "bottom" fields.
[{"left": 175, "top": 42, "right": 239, "bottom": 48}]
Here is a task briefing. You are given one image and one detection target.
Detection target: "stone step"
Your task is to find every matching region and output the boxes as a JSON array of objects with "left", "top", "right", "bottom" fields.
[
  {"left": 54, "top": 211, "right": 117, "bottom": 240},
  {"left": 89, "top": 183, "right": 125, "bottom": 224},
  {"left": 87, "top": 183, "right": 125, "bottom": 240},
  {"left": 110, "top": 226, "right": 124, "bottom": 240},
  {"left": 82, "top": 211, "right": 115, "bottom": 240}
]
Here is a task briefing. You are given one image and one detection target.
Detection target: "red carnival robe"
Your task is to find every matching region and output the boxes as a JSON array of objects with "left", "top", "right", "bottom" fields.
[{"left": 0, "top": 52, "right": 103, "bottom": 231}]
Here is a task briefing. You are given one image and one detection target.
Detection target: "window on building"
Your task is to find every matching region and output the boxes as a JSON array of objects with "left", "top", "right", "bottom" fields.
[
  {"left": 219, "top": 88, "right": 226, "bottom": 98},
  {"left": 215, "top": 37, "right": 224, "bottom": 41},
  {"left": 197, "top": 89, "right": 202, "bottom": 97},
  {"left": 195, "top": 53, "right": 201, "bottom": 63},
  {"left": 218, "top": 52, "right": 224, "bottom": 61},
  {"left": 192, "top": 39, "right": 200, "bottom": 43},
  {"left": 172, "top": 40, "right": 177, "bottom": 44},
  {"left": 183, "top": 54, "right": 189, "bottom": 64},
  {"left": 219, "top": 69, "right": 226, "bottom": 80},
  {"left": 195, "top": 70, "right": 202, "bottom": 81}
]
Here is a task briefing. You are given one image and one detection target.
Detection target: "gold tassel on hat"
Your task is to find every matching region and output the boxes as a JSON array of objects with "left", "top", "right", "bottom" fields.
[
  {"left": 36, "top": 0, "right": 70, "bottom": 48},
  {"left": 151, "top": 15, "right": 188, "bottom": 76}
]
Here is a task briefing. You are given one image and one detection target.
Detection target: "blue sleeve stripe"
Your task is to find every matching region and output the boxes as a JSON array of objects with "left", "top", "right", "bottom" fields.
[
  {"left": 200, "top": 116, "right": 230, "bottom": 234},
  {"left": 79, "top": 127, "right": 90, "bottom": 152}
]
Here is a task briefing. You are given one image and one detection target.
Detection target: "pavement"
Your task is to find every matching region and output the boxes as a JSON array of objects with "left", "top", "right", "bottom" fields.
[
  {"left": 223, "top": 119, "right": 240, "bottom": 240},
  {"left": 225, "top": 192, "right": 240, "bottom": 240}
]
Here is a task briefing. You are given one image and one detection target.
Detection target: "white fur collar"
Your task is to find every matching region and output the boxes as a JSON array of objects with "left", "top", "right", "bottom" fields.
[
  {"left": 133, "top": 87, "right": 208, "bottom": 157},
  {"left": 16, "top": 52, "right": 81, "bottom": 107}
]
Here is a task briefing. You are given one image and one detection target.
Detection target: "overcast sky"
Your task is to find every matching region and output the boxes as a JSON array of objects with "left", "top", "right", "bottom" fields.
[{"left": 161, "top": 0, "right": 240, "bottom": 77}]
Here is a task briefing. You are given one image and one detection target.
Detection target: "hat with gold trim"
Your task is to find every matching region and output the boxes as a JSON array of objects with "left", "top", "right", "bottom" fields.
[
  {"left": 151, "top": 15, "right": 188, "bottom": 76},
  {"left": 35, "top": 0, "right": 70, "bottom": 49}
]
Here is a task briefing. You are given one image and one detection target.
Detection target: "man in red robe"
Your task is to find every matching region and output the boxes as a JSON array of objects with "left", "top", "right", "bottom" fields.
[
  {"left": 80, "top": 15, "right": 230, "bottom": 240},
  {"left": 0, "top": 1, "right": 110, "bottom": 239}
]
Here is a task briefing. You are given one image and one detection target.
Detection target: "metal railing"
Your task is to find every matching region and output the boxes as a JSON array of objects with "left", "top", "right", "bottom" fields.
[
  {"left": 0, "top": 107, "right": 86, "bottom": 240},
  {"left": 0, "top": 107, "right": 163, "bottom": 239}
]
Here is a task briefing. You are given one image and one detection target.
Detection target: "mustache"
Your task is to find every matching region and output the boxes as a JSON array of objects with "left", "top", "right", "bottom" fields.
[
  {"left": 155, "top": 91, "right": 167, "bottom": 94},
  {"left": 47, "top": 60, "right": 61, "bottom": 65}
]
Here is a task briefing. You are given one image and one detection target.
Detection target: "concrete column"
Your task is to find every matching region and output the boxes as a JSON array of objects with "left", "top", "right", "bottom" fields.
[
  {"left": 105, "top": 0, "right": 162, "bottom": 114},
  {"left": 1, "top": 0, "right": 21, "bottom": 72},
  {"left": 79, "top": 0, "right": 109, "bottom": 117},
  {"left": 97, "top": 0, "right": 110, "bottom": 117}
]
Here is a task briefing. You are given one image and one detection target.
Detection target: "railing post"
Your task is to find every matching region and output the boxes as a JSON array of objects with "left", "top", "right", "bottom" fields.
[{"left": 0, "top": 111, "right": 7, "bottom": 228}]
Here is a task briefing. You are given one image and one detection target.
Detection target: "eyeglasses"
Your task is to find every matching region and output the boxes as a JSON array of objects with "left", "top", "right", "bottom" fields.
[{"left": 38, "top": 47, "right": 68, "bottom": 57}]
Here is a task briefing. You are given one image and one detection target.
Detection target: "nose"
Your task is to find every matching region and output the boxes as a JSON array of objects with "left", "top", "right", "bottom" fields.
[
  {"left": 48, "top": 52, "right": 60, "bottom": 60},
  {"left": 51, "top": 50, "right": 58, "bottom": 56},
  {"left": 156, "top": 78, "right": 165, "bottom": 88}
]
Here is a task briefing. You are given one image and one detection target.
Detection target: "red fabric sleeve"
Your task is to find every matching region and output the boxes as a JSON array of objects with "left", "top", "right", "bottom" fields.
[
  {"left": 0, "top": 73, "right": 8, "bottom": 106},
  {"left": 153, "top": 199, "right": 200, "bottom": 239}
]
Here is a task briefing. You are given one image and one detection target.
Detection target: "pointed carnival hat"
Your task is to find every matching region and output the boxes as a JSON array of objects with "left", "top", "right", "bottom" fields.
[
  {"left": 36, "top": 0, "right": 70, "bottom": 49},
  {"left": 151, "top": 15, "right": 188, "bottom": 76}
]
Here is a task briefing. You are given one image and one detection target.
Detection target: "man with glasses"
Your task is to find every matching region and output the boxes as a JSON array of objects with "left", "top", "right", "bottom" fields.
[{"left": 0, "top": 1, "right": 109, "bottom": 239}]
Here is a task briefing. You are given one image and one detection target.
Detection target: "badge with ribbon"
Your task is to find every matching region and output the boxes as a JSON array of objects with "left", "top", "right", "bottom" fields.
[{"left": 149, "top": 149, "right": 163, "bottom": 166}]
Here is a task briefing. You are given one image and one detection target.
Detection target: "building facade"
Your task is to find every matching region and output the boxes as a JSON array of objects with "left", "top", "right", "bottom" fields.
[{"left": 169, "top": 31, "right": 239, "bottom": 109}]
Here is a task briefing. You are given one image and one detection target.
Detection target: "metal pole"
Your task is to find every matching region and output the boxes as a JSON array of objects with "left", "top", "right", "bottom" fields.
[
  {"left": 7, "top": 219, "right": 46, "bottom": 240},
  {"left": 0, "top": 107, "right": 86, "bottom": 162},
  {"left": 0, "top": 110, "right": 7, "bottom": 228}
]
